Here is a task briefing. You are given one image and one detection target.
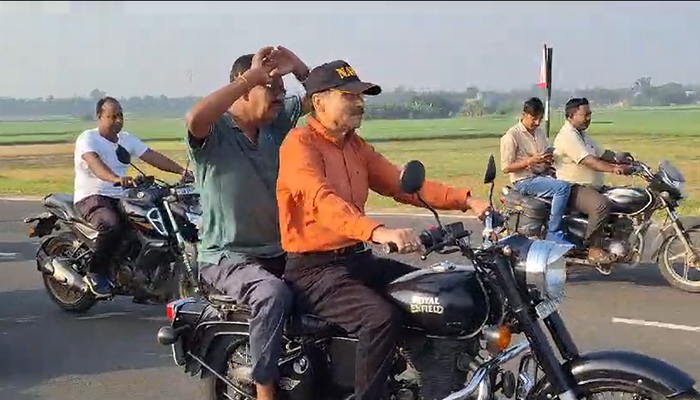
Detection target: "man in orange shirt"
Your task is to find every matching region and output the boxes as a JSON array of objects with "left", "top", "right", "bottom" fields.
[{"left": 276, "top": 60, "right": 489, "bottom": 400}]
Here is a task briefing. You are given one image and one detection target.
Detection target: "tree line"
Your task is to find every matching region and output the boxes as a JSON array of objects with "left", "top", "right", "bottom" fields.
[{"left": 1, "top": 78, "right": 698, "bottom": 121}]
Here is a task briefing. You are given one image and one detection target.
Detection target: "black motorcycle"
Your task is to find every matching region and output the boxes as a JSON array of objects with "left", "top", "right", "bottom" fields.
[
  {"left": 24, "top": 145, "right": 201, "bottom": 313},
  {"left": 499, "top": 152, "right": 700, "bottom": 292},
  {"left": 156, "top": 155, "right": 698, "bottom": 400}
]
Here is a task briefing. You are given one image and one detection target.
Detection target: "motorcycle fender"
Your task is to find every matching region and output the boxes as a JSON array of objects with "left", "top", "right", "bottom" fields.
[
  {"left": 26, "top": 213, "right": 58, "bottom": 238},
  {"left": 530, "top": 350, "right": 696, "bottom": 398},
  {"left": 650, "top": 217, "right": 700, "bottom": 262},
  {"left": 186, "top": 320, "right": 250, "bottom": 376},
  {"left": 35, "top": 235, "right": 60, "bottom": 272}
]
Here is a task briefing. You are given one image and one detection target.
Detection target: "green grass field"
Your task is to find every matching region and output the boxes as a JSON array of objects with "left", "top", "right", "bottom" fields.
[{"left": 2, "top": 106, "right": 700, "bottom": 217}]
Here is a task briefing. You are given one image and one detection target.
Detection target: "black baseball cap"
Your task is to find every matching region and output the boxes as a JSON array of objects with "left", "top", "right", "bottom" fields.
[{"left": 303, "top": 60, "right": 382, "bottom": 97}]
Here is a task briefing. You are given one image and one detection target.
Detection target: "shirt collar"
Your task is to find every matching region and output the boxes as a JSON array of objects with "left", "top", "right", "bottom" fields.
[
  {"left": 518, "top": 120, "right": 541, "bottom": 137},
  {"left": 564, "top": 120, "right": 587, "bottom": 136},
  {"left": 306, "top": 115, "right": 356, "bottom": 147}
]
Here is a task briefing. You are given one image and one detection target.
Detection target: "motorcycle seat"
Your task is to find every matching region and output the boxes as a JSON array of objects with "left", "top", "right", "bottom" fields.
[
  {"left": 43, "top": 194, "right": 93, "bottom": 225},
  {"left": 503, "top": 186, "right": 552, "bottom": 205},
  {"left": 205, "top": 293, "right": 350, "bottom": 338},
  {"left": 502, "top": 186, "right": 589, "bottom": 217},
  {"left": 285, "top": 313, "right": 348, "bottom": 337}
]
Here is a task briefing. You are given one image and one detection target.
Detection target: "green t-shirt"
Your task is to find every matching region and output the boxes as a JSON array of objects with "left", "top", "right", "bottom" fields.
[{"left": 186, "top": 95, "right": 303, "bottom": 265}]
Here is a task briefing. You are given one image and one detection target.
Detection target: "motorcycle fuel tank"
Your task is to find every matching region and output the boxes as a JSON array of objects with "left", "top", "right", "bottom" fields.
[
  {"left": 120, "top": 198, "right": 151, "bottom": 221},
  {"left": 602, "top": 187, "right": 652, "bottom": 215},
  {"left": 386, "top": 262, "right": 490, "bottom": 338}
]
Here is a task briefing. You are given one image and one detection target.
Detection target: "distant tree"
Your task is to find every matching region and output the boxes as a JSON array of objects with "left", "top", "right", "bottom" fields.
[
  {"left": 89, "top": 88, "right": 106, "bottom": 101},
  {"left": 461, "top": 98, "right": 486, "bottom": 117}
]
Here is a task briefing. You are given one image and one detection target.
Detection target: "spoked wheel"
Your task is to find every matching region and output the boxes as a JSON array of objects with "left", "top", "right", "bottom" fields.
[
  {"left": 201, "top": 338, "right": 256, "bottom": 400},
  {"left": 174, "top": 241, "right": 200, "bottom": 300},
  {"left": 530, "top": 378, "right": 696, "bottom": 400},
  {"left": 659, "top": 227, "right": 700, "bottom": 293},
  {"left": 41, "top": 232, "right": 97, "bottom": 313}
]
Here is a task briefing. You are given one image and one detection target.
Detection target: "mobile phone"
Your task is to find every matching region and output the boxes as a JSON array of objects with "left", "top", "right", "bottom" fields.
[{"left": 544, "top": 146, "right": 555, "bottom": 155}]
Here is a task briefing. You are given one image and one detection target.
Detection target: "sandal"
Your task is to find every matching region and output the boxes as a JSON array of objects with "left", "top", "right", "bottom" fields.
[{"left": 587, "top": 248, "right": 618, "bottom": 264}]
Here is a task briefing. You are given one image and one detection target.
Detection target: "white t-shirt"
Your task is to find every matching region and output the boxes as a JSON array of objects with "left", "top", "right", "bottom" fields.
[{"left": 73, "top": 128, "right": 149, "bottom": 203}]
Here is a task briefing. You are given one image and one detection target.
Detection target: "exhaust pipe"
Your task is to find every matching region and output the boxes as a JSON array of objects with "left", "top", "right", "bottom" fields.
[{"left": 39, "top": 257, "right": 88, "bottom": 292}]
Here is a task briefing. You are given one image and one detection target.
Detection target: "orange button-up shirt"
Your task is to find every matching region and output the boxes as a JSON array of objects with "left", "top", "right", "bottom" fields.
[{"left": 276, "top": 116, "right": 472, "bottom": 253}]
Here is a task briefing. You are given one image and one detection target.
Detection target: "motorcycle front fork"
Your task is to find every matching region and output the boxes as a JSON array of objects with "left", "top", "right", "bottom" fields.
[
  {"left": 162, "top": 200, "right": 200, "bottom": 293},
  {"left": 663, "top": 204, "right": 698, "bottom": 259}
]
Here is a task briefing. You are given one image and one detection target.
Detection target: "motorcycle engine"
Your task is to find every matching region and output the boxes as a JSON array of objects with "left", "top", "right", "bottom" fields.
[
  {"left": 603, "top": 218, "right": 634, "bottom": 259},
  {"left": 400, "top": 335, "right": 474, "bottom": 400}
]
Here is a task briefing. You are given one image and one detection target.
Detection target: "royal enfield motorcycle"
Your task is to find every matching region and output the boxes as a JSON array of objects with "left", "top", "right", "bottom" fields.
[
  {"left": 156, "top": 155, "right": 698, "bottom": 400},
  {"left": 499, "top": 152, "right": 700, "bottom": 292},
  {"left": 24, "top": 145, "right": 201, "bottom": 313}
]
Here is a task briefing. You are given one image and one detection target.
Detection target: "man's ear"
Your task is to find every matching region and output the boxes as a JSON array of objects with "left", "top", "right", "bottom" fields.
[{"left": 311, "top": 92, "right": 329, "bottom": 113}]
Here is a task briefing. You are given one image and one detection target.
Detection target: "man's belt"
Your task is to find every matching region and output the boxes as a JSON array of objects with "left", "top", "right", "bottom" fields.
[{"left": 297, "top": 242, "right": 370, "bottom": 258}]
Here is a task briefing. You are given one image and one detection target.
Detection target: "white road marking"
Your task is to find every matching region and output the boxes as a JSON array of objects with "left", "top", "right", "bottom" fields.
[
  {"left": 0, "top": 252, "right": 21, "bottom": 260},
  {"left": 0, "top": 196, "right": 43, "bottom": 202},
  {"left": 76, "top": 312, "right": 129, "bottom": 320},
  {"left": 612, "top": 317, "right": 700, "bottom": 333}
]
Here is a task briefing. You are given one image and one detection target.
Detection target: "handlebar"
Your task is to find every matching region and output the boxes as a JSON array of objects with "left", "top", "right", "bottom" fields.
[
  {"left": 380, "top": 209, "right": 507, "bottom": 259},
  {"left": 113, "top": 175, "right": 198, "bottom": 202}
]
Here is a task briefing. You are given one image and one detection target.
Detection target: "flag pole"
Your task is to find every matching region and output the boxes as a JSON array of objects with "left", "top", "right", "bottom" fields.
[
  {"left": 537, "top": 43, "right": 552, "bottom": 138},
  {"left": 545, "top": 46, "right": 553, "bottom": 139}
]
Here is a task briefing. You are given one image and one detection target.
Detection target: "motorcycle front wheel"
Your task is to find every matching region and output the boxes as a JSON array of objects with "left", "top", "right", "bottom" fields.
[
  {"left": 658, "top": 227, "right": 700, "bottom": 293},
  {"left": 175, "top": 241, "right": 199, "bottom": 299},
  {"left": 529, "top": 378, "right": 699, "bottom": 400}
]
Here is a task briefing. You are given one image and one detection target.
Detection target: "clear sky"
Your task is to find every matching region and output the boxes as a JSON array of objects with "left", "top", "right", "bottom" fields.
[{"left": 1, "top": 1, "right": 698, "bottom": 99}]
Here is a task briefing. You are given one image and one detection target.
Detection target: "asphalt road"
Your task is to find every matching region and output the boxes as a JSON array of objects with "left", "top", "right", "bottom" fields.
[{"left": 1, "top": 199, "right": 700, "bottom": 400}]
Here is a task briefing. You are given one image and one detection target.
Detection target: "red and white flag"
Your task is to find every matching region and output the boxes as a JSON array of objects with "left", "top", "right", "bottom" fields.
[{"left": 537, "top": 43, "right": 548, "bottom": 89}]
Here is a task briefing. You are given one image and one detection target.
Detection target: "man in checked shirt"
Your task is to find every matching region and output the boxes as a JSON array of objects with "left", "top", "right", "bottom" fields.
[{"left": 276, "top": 59, "right": 491, "bottom": 400}]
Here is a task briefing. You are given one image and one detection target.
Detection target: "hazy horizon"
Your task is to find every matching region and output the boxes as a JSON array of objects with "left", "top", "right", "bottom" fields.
[{"left": 1, "top": 1, "right": 699, "bottom": 99}]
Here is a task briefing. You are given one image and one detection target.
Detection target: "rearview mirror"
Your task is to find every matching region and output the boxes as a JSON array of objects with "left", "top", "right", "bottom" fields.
[
  {"left": 116, "top": 145, "right": 131, "bottom": 165},
  {"left": 400, "top": 160, "right": 426, "bottom": 195},
  {"left": 484, "top": 154, "right": 497, "bottom": 184}
]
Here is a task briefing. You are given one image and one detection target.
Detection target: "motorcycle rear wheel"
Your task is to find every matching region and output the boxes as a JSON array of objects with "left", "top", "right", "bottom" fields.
[
  {"left": 200, "top": 338, "right": 255, "bottom": 400},
  {"left": 41, "top": 232, "right": 97, "bottom": 314}
]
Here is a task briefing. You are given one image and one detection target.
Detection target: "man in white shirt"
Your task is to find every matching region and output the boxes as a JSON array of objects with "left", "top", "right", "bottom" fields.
[
  {"left": 553, "top": 97, "right": 632, "bottom": 263},
  {"left": 74, "top": 97, "right": 190, "bottom": 298}
]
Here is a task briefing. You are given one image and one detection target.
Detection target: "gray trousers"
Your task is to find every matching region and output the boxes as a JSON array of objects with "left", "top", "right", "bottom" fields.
[
  {"left": 569, "top": 185, "right": 611, "bottom": 247},
  {"left": 200, "top": 254, "right": 292, "bottom": 385}
]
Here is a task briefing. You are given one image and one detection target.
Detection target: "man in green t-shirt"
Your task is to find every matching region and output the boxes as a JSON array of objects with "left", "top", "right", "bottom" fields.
[{"left": 185, "top": 45, "right": 310, "bottom": 400}]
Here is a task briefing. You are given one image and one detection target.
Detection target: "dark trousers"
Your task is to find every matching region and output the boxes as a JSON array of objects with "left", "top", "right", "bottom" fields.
[
  {"left": 74, "top": 195, "right": 124, "bottom": 276},
  {"left": 569, "top": 185, "right": 611, "bottom": 247},
  {"left": 285, "top": 248, "right": 419, "bottom": 400},
  {"left": 200, "top": 255, "right": 292, "bottom": 385}
]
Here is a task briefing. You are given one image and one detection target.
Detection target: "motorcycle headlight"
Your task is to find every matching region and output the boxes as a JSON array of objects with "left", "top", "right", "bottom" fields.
[{"left": 523, "top": 240, "right": 573, "bottom": 299}]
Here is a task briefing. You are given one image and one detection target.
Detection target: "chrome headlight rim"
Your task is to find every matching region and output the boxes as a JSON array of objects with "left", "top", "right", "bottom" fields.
[{"left": 524, "top": 240, "right": 572, "bottom": 299}]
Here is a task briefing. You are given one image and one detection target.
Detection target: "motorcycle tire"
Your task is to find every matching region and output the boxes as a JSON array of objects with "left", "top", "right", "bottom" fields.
[
  {"left": 41, "top": 232, "right": 97, "bottom": 314},
  {"left": 529, "top": 376, "right": 699, "bottom": 400},
  {"left": 200, "top": 337, "right": 255, "bottom": 400},
  {"left": 176, "top": 242, "right": 199, "bottom": 299},
  {"left": 658, "top": 227, "right": 700, "bottom": 293}
]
